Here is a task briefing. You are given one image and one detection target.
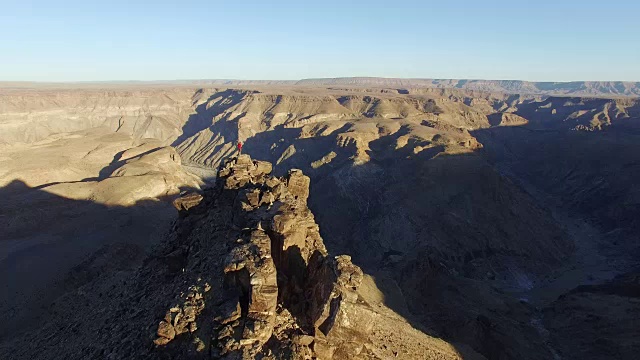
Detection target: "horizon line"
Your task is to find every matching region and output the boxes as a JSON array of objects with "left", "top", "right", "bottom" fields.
[{"left": 1, "top": 77, "right": 639, "bottom": 85}]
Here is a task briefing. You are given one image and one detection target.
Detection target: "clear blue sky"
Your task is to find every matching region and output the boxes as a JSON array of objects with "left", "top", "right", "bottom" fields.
[{"left": 1, "top": 0, "right": 638, "bottom": 82}]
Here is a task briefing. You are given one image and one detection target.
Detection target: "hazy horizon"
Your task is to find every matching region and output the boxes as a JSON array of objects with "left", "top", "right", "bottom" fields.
[
  {"left": 2, "top": 0, "right": 639, "bottom": 82},
  {"left": 2, "top": 76, "right": 640, "bottom": 84}
]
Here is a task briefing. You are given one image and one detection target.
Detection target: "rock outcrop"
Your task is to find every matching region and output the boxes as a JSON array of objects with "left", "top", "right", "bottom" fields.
[
  {"left": 150, "top": 154, "right": 479, "bottom": 359},
  {"left": 171, "top": 154, "right": 374, "bottom": 358},
  {"left": 173, "top": 192, "right": 205, "bottom": 214}
]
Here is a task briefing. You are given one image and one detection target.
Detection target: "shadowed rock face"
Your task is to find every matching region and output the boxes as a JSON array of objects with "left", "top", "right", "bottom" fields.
[{"left": 541, "top": 271, "right": 640, "bottom": 360}]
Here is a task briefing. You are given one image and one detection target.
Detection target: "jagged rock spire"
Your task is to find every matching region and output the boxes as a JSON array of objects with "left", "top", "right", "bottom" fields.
[{"left": 157, "top": 155, "right": 374, "bottom": 359}]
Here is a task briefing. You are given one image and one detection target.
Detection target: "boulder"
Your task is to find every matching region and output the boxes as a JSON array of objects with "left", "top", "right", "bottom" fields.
[
  {"left": 218, "top": 156, "right": 274, "bottom": 190},
  {"left": 222, "top": 230, "right": 278, "bottom": 355},
  {"left": 172, "top": 192, "right": 203, "bottom": 213},
  {"left": 286, "top": 169, "right": 311, "bottom": 203}
]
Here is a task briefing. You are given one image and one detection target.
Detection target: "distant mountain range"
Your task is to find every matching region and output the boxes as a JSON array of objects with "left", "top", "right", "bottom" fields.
[
  {"left": 295, "top": 77, "right": 640, "bottom": 97},
  {"left": 2, "top": 77, "right": 639, "bottom": 97}
]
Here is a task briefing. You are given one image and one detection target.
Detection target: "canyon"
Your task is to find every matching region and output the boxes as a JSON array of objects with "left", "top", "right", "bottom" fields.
[{"left": 0, "top": 81, "right": 638, "bottom": 359}]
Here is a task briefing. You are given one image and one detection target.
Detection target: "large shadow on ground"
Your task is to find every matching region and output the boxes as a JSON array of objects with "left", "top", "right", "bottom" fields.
[
  {"left": 171, "top": 89, "right": 250, "bottom": 147},
  {"left": 243, "top": 123, "right": 355, "bottom": 178},
  {"left": 472, "top": 124, "right": 640, "bottom": 248},
  {"left": 0, "top": 179, "right": 177, "bottom": 343},
  {"left": 170, "top": 89, "right": 256, "bottom": 167}
]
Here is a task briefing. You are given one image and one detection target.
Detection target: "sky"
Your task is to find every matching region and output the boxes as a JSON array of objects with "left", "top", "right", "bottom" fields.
[{"left": 0, "top": 0, "right": 639, "bottom": 82}]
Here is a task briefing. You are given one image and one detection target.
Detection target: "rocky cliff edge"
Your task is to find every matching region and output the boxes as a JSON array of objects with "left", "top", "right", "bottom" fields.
[{"left": 153, "top": 154, "right": 482, "bottom": 359}]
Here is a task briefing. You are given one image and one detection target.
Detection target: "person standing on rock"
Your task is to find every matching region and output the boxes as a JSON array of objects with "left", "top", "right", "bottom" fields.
[{"left": 237, "top": 141, "right": 243, "bottom": 154}]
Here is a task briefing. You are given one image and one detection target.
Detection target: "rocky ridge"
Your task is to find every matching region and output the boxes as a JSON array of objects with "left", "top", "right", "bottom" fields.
[
  {"left": 149, "top": 154, "right": 479, "bottom": 359},
  {"left": 295, "top": 78, "right": 640, "bottom": 97}
]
